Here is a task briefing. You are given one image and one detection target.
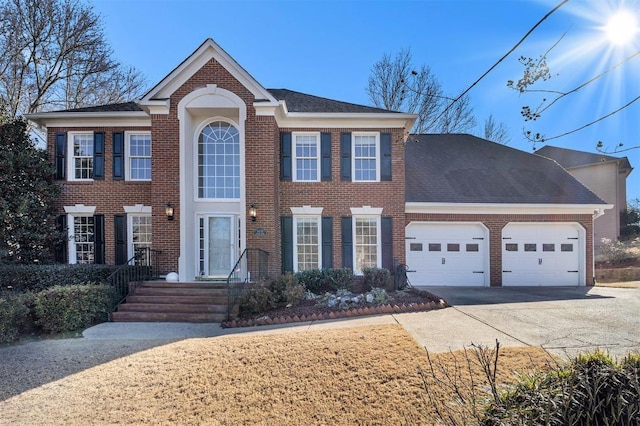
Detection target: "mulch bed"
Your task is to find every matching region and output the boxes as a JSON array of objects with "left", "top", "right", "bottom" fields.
[{"left": 222, "top": 288, "right": 447, "bottom": 328}]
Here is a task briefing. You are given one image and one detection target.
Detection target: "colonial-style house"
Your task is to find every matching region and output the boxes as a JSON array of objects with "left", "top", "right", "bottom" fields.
[{"left": 27, "top": 38, "right": 609, "bottom": 312}]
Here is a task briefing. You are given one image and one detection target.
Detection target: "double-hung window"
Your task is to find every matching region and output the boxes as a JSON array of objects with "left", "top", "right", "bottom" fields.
[
  {"left": 129, "top": 215, "right": 152, "bottom": 265},
  {"left": 353, "top": 216, "right": 381, "bottom": 273},
  {"left": 126, "top": 133, "right": 151, "bottom": 180},
  {"left": 71, "top": 215, "right": 95, "bottom": 264},
  {"left": 294, "top": 216, "right": 321, "bottom": 271},
  {"left": 293, "top": 132, "right": 320, "bottom": 182},
  {"left": 69, "top": 132, "right": 94, "bottom": 180},
  {"left": 352, "top": 133, "right": 380, "bottom": 182}
]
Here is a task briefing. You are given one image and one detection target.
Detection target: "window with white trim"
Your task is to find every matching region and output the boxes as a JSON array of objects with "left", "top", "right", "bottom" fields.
[
  {"left": 352, "top": 133, "right": 379, "bottom": 182},
  {"left": 294, "top": 216, "right": 321, "bottom": 271},
  {"left": 71, "top": 215, "right": 94, "bottom": 264},
  {"left": 129, "top": 215, "right": 152, "bottom": 265},
  {"left": 69, "top": 132, "right": 93, "bottom": 180},
  {"left": 293, "top": 132, "right": 320, "bottom": 182},
  {"left": 353, "top": 216, "right": 381, "bottom": 273},
  {"left": 126, "top": 133, "right": 151, "bottom": 180},
  {"left": 197, "top": 121, "right": 240, "bottom": 199}
]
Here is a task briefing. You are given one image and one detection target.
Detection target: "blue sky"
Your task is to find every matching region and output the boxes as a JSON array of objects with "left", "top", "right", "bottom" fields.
[{"left": 93, "top": 0, "right": 639, "bottom": 201}]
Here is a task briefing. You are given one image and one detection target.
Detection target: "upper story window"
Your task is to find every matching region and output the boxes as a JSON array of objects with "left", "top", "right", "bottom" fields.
[
  {"left": 126, "top": 133, "right": 151, "bottom": 181},
  {"left": 293, "top": 132, "right": 320, "bottom": 182},
  {"left": 197, "top": 121, "right": 240, "bottom": 199},
  {"left": 69, "top": 132, "right": 94, "bottom": 180},
  {"left": 353, "top": 133, "right": 380, "bottom": 182}
]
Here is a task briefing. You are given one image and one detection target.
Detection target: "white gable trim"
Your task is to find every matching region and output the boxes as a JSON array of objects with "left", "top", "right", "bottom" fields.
[
  {"left": 139, "top": 38, "right": 278, "bottom": 111},
  {"left": 350, "top": 206, "right": 384, "bottom": 215},
  {"left": 64, "top": 204, "right": 96, "bottom": 214},
  {"left": 405, "top": 202, "right": 613, "bottom": 216},
  {"left": 124, "top": 204, "right": 152, "bottom": 214},
  {"left": 290, "top": 206, "right": 324, "bottom": 215}
]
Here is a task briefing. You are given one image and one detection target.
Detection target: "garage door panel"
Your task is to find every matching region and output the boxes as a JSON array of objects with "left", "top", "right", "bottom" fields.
[
  {"left": 502, "top": 224, "right": 582, "bottom": 286},
  {"left": 406, "top": 223, "right": 488, "bottom": 287}
]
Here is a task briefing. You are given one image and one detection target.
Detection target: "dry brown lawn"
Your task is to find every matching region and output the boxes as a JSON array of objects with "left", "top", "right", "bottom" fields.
[{"left": 0, "top": 325, "right": 553, "bottom": 425}]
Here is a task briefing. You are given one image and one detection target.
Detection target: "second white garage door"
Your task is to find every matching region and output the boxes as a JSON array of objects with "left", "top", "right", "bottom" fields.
[
  {"left": 502, "top": 223, "right": 584, "bottom": 286},
  {"left": 405, "top": 222, "right": 488, "bottom": 286}
]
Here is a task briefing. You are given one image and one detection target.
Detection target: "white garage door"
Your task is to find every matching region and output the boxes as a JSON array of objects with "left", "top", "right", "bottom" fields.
[
  {"left": 405, "top": 222, "right": 488, "bottom": 286},
  {"left": 502, "top": 223, "right": 583, "bottom": 286}
]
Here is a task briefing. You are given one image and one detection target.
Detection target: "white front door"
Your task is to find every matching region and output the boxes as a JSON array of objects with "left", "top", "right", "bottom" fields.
[{"left": 199, "top": 215, "right": 237, "bottom": 277}]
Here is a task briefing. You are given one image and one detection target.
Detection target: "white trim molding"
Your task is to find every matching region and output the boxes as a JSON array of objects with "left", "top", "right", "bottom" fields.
[
  {"left": 290, "top": 206, "right": 324, "bottom": 215},
  {"left": 405, "top": 202, "right": 613, "bottom": 216},
  {"left": 124, "top": 204, "right": 152, "bottom": 214},
  {"left": 350, "top": 206, "right": 383, "bottom": 216},
  {"left": 64, "top": 204, "right": 96, "bottom": 214}
]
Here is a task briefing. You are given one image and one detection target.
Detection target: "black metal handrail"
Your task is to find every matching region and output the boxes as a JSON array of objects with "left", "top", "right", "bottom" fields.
[
  {"left": 107, "top": 247, "right": 162, "bottom": 307},
  {"left": 226, "top": 248, "right": 269, "bottom": 321}
]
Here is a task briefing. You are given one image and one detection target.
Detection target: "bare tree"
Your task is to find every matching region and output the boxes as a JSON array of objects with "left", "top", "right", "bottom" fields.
[
  {"left": 483, "top": 114, "right": 511, "bottom": 144},
  {"left": 0, "top": 0, "right": 146, "bottom": 118},
  {"left": 367, "top": 48, "right": 476, "bottom": 134}
]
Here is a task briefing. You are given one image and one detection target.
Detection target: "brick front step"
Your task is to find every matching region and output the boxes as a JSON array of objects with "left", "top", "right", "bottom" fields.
[
  {"left": 111, "top": 311, "right": 226, "bottom": 323},
  {"left": 112, "top": 280, "right": 232, "bottom": 323}
]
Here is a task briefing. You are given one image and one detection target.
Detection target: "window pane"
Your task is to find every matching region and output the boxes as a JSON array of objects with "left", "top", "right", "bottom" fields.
[
  {"left": 131, "top": 215, "right": 152, "bottom": 265},
  {"left": 296, "top": 217, "right": 319, "bottom": 271},
  {"left": 355, "top": 217, "right": 378, "bottom": 271},
  {"left": 410, "top": 243, "right": 423, "bottom": 251},
  {"left": 524, "top": 243, "right": 537, "bottom": 252},
  {"left": 428, "top": 243, "right": 441, "bottom": 252},
  {"left": 466, "top": 243, "right": 479, "bottom": 252},
  {"left": 128, "top": 134, "right": 151, "bottom": 180},
  {"left": 73, "top": 216, "right": 94, "bottom": 264},
  {"left": 198, "top": 122, "right": 240, "bottom": 198},
  {"left": 447, "top": 243, "right": 460, "bottom": 252},
  {"left": 561, "top": 244, "right": 573, "bottom": 252},
  {"left": 73, "top": 134, "right": 93, "bottom": 179},
  {"left": 505, "top": 243, "right": 518, "bottom": 252},
  {"left": 353, "top": 135, "right": 377, "bottom": 182},
  {"left": 294, "top": 135, "right": 318, "bottom": 181},
  {"left": 543, "top": 244, "right": 555, "bottom": 252}
]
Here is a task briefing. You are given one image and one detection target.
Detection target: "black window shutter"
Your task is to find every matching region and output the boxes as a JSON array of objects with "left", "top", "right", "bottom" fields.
[
  {"left": 93, "top": 132, "right": 105, "bottom": 179},
  {"left": 281, "top": 216, "right": 293, "bottom": 273},
  {"left": 55, "top": 214, "right": 67, "bottom": 263},
  {"left": 380, "top": 133, "right": 392, "bottom": 181},
  {"left": 94, "top": 215, "right": 105, "bottom": 264},
  {"left": 341, "top": 216, "right": 353, "bottom": 269},
  {"left": 113, "top": 132, "right": 124, "bottom": 180},
  {"left": 320, "top": 132, "right": 332, "bottom": 181},
  {"left": 54, "top": 133, "right": 66, "bottom": 180},
  {"left": 114, "top": 215, "right": 128, "bottom": 265},
  {"left": 340, "top": 133, "right": 351, "bottom": 181},
  {"left": 321, "top": 216, "right": 333, "bottom": 268},
  {"left": 381, "top": 217, "right": 393, "bottom": 270},
  {"left": 280, "top": 132, "right": 292, "bottom": 181}
]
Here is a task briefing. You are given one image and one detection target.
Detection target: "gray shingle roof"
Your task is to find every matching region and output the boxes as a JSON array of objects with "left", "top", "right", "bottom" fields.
[
  {"left": 535, "top": 145, "right": 632, "bottom": 172},
  {"left": 405, "top": 134, "right": 605, "bottom": 205},
  {"left": 58, "top": 102, "right": 143, "bottom": 113},
  {"left": 267, "top": 88, "right": 398, "bottom": 113}
]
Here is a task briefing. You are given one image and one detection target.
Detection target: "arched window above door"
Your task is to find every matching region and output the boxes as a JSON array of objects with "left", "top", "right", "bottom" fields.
[{"left": 197, "top": 121, "right": 240, "bottom": 199}]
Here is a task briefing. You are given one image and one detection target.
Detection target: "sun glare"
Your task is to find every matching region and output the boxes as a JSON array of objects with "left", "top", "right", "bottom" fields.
[{"left": 604, "top": 10, "right": 639, "bottom": 45}]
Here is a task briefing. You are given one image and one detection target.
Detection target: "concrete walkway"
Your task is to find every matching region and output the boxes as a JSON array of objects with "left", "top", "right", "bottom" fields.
[{"left": 84, "top": 285, "right": 640, "bottom": 358}]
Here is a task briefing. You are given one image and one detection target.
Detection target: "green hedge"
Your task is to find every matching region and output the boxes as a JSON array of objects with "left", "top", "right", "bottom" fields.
[
  {"left": 0, "top": 264, "right": 119, "bottom": 292},
  {"left": 34, "top": 284, "right": 119, "bottom": 334},
  {"left": 294, "top": 268, "right": 353, "bottom": 293},
  {"left": 0, "top": 292, "right": 34, "bottom": 343}
]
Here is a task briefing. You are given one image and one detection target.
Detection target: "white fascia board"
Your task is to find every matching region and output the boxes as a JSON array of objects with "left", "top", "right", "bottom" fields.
[
  {"left": 141, "top": 39, "right": 277, "bottom": 104},
  {"left": 405, "top": 202, "right": 614, "bottom": 215},
  {"left": 137, "top": 99, "right": 170, "bottom": 115},
  {"left": 275, "top": 112, "right": 417, "bottom": 129},
  {"left": 26, "top": 112, "right": 151, "bottom": 128}
]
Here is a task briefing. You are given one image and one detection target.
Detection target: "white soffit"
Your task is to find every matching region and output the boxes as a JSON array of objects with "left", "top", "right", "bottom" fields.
[{"left": 405, "top": 202, "right": 614, "bottom": 215}]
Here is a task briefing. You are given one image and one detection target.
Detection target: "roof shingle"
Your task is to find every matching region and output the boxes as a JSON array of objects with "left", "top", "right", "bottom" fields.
[
  {"left": 405, "top": 134, "right": 605, "bottom": 205},
  {"left": 267, "top": 88, "right": 398, "bottom": 113}
]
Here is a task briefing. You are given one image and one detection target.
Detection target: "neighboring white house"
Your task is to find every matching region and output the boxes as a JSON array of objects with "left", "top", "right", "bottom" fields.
[{"left": 536, "top": 146, "right": 633, "bottom": 245}]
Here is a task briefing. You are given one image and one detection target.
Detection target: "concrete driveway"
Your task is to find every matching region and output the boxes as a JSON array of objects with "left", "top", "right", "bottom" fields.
[{"left": 401, "top": 285, "right": 640, "bottom": 358}]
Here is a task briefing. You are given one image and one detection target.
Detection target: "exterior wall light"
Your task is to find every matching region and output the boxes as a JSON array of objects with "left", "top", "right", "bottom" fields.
[
  {"left": 165, "top": 203, "right": 174, "bottom": 221},
  {"left": 249, "top": 204, "right": 257, "bottom": 222}
]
